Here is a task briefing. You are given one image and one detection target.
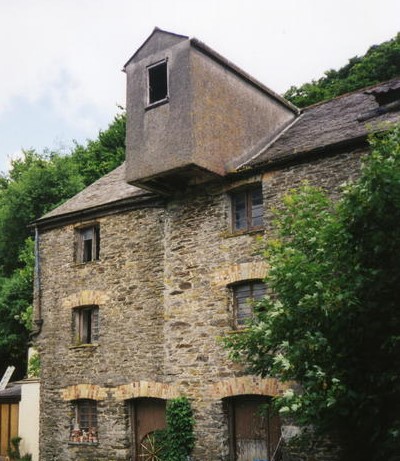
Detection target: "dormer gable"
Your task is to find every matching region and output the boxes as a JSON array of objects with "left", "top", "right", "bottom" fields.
[
  {"left": 124, "top": 27, "right": 188, "bottom": 67},
  {"left": 124, "top": 28, "right": 298, "bottom": 194}
]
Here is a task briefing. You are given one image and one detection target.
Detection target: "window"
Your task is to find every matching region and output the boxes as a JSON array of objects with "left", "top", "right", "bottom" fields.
[
  {"left": 232, "top": 281, "right": 266, "bottom": 328},
  {"left": 148, "top": 60, "right": 168, "bottom": 105},
  {"left": 73, "top": 306, "right": 99, "bottom": 345},
  {"left": 77, "top": 225, "right": 100, "bottom": 263},
  {"left": 231, "top": 187, "right": 263, "bottom": 232},
  {"left": 70, "top": 399, "right": 98, "bottom": 444}
]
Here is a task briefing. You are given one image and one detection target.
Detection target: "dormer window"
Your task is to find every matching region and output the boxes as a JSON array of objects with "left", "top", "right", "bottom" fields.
[{"left": 148, "top": 60, "right": 168, "bottom": 105}]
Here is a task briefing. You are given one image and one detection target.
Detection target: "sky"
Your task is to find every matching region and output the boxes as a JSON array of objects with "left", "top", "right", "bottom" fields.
[{"left": 0, "top": 0, "right": 399, "bottom": 174}]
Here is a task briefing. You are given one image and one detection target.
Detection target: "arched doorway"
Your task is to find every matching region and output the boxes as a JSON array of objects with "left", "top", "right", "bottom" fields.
[
  {"left": 225, "top": 395, "right": 281, "bottom": 461},
  {"left": 131, "top": 397, "right": 166, "bottom": 461}
]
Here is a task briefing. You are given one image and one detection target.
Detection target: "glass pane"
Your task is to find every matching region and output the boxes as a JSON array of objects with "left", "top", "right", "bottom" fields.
[
  {"left": 83, "top": 239, "right": 93, "bottom": 262},
  {"left": 252, "top": 283, "right": 266, "bottom": 300},
  {"left": 251, "top": 188, "right": 263, "bottom": 228},
  {"left": 233, "top": 193, "right": 247, "bottom": 230}
]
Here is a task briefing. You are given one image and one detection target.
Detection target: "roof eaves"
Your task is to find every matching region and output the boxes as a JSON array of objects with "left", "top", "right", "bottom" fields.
[
  {"left": 190, "top": 38, "right": 299, "bottom": 115},
  {"left": 32, "top": 193, "right": 165, "bottom": 231},
  {"left": 249, "top": 134, "right": 370, "bottom": 172}
]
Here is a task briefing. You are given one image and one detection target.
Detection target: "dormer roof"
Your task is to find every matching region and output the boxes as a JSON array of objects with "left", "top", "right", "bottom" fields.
[
  {"left": 123, "top": 27, "right": 298, "bottom": 114},
  {"left": 123, "top": 27, "right": 188, "bottom": 68}
]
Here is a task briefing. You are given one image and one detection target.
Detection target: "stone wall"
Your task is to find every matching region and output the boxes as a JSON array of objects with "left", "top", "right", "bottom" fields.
[{"left": 35, "top": 147, "right": 365, "bottom": 460}]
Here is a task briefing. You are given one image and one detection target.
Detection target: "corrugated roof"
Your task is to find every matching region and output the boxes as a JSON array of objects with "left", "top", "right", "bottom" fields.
[{"left": 245, "top": 78, "right": 400, "bottom": 168}]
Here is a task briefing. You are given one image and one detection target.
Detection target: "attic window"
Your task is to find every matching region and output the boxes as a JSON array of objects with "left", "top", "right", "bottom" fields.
[{"left": 148, "top": 60, "right": 168, "bottom": 105}]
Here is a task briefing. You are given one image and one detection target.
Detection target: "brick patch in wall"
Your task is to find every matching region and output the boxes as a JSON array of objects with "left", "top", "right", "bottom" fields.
[
  {"left": 113, "top": 380, "right": 180, "bottom": 401},
  {"left": 212, "top": 261, "right": 269, "bottom": 287},
  {"left": 61, "top": 384, "right": 108, "bottom": 401},
  {"left": 210, "top": 376, "right": 289, "bottom": 399},
  {"left": 61, "top": 290, "right": 110, "bottom": 308}
]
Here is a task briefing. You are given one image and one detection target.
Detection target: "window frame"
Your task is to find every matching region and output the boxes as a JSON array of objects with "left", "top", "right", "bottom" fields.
[
  {"left": 76, "top": 225, "right": 100, "bottom": 264},
  {"left": 72, "top": 306, "right": 99, "bottom": 346},
  {"left": 231, "top": 186, "right": 263, "bottom": 233},
  {"left": 147, "top": 59, "right": 169, "bottom": 108},
  {"left": 231, "top": 281, "right": 266, "bottom": 329},
  {"left": 70, "top": 399, "right": 98, "bottom": 444}
]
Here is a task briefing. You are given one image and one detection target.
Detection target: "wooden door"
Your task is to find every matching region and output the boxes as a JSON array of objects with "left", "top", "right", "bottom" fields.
[
  {"left": 132, "top": 398, "right": 166, "bottom": 461},
  {"left": 0, "top": 403, "right": 19, "bottom": 458},
  {"left": 228, "top": 396, "right": 281, "bottom": 461}
]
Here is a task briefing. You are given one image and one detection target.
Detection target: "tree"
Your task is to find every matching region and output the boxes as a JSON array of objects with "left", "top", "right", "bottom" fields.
[
  {"left": 224, "top": 125, "right": 400, "bottom": 461},
  {"left": 0, "top": 239, "right": 35, "bottom": 379},
  {"left": 0, "top": 111, "right": 126, "bottom": 379},
  {"left": 69, "top": 111, "right": 126, "bottom": 187},
  {"left": 284, "top": 33, "right": 400, "bottom": 107}
]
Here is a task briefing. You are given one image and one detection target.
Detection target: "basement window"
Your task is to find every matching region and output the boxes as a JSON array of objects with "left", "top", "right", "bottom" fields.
[
  {"left": 70, "top": 399, "right": 98, "bottom": 444},
  {"left": 231, "top": 186, "right": 263, "bottom": 232},
  {"left": 148, "top": 60, "right": 168, "bottom": 105},
  {"left": 73, "top": 306, "right": 99, "bottom": 345},
  {"left": 76, "top": 225, "right": 100, "bottom": 263},
  {"left": 232, "top": 281, "right": 266, "bottom": 328}
]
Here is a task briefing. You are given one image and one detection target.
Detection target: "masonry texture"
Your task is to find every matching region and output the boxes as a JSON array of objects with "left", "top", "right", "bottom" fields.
[
  {"left": 36, "top": 148, "right": 365, "bottom": 460},
  {"left": 33, "top": 27, "right": 400, "bottom": 461}
]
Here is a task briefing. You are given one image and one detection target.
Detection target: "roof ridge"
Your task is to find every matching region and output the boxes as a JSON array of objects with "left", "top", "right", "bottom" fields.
[
  {"left": 236, "top": 114, "right": 304, "bottom": 170},
  {"left": 302, "top": 77, "right": 400, "bottom": 111}
]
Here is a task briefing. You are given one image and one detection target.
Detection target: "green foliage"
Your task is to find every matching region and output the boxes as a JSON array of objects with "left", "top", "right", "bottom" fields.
[
  {"left": 284, "top": 33, "right": 400, "bottom": 107},
  {"left": 0, "top": 111, "right": 125, "bottom": 379},
  {"left": 0, "top": 150, "right": 84, "bottom": 276},
  {"left": 155, "top": 397, "right": 195, "bottom": 461},
  {"left": 0, "top": 238, "right": 35, "bottom": 378},
  {"left": 164, "top": 397, "right": 195, "bottom": 461},
  {"left": 225, "top": 125, "right": 400, "bottom": 461},
  {"left": 70, "top": 111, "right": 126, "bottom": 187},
  {"left": 27, "top": 348, "right": 40, "bottom": 378},
  {"left": 7, "top": 436, "right": 32, "bottom": 461}
]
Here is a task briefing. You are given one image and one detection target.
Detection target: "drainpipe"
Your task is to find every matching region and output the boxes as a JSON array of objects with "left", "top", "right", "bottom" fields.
[{"left": 30, "top": 225, "right": 43, "bottom": 340}]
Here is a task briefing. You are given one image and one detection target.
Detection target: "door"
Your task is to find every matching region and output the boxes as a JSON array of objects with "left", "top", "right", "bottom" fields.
[
  {"left": 0, "top": 403, "right": 19, "bottom": 459},
  {"left": 132, "top": 398, "right": 166, "bottom": 461},
  {"left": 227, "top": 396, "right": 281, "bottom": 461}
]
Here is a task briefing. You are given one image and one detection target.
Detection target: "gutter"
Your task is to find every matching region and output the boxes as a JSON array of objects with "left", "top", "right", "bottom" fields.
[{"left": 30, "top": 226, "right": 43, "bottom": 340}]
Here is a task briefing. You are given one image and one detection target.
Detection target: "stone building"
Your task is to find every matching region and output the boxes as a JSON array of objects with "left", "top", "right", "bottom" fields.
[{"left": 32, "top": 28, "right": 400, "bottom": 461}]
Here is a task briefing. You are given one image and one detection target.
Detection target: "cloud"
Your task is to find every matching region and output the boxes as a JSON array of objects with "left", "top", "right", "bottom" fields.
[{"left": 0, "top": 0, "right": 399, "bottom": 173}]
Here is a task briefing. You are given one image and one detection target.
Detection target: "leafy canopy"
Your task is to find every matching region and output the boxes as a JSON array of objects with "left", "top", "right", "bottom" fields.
[
  {"left": 284, "top": 33, "right": 400, "bottom": 107},
  {"left": 0, "top": 112, "right": 125, "bottom": 379},
  {"left": 225, "top": 125, "right": 400, "bottom": 461}
]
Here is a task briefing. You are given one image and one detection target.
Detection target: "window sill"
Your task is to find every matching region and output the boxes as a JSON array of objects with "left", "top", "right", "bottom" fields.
[
  {"left": 69, "top": 343, "right": 99, "bottom": 350},
  {"left": 68, "top": 442, "right": 99, "bottom": 446},
  {"left": 145, "top": 97, "right": 169, "bottom": 111},
  {"left": 74, "top": 259, "right": 100, "bottom": 267},
  {"left": 222, "top": 227, "right": 265, "bottom": 239}
]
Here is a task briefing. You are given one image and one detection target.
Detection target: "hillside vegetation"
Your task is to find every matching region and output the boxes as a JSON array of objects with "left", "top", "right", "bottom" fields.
[
  {"left": 0, "top": 32, "right": 399, "bottom": 380},
  {"left": 284, "top": 33, "right": 400, "bottom": 107}
]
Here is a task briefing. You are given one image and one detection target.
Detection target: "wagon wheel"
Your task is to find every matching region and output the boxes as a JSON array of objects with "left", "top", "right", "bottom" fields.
[{"left": 138, "top": 431, "right": 163, "bottom": 461}]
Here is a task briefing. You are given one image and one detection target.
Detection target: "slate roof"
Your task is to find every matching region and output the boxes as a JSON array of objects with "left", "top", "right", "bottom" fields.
[
  {"left": 245, "top": 78, "right": 400, "bottom": 168},
  {"left": 35, "top": 79, "right": 400, "bottom": 226},
  {"left": 36, "top": 163, "right": 153, "bottom": 225}
]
